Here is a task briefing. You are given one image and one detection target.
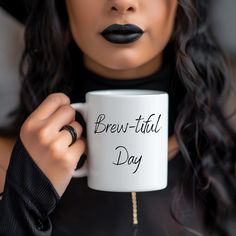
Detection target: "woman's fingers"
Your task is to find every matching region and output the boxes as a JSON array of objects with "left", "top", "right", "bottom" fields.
[
  {"left": 31, "top": 93, "right": 70, "bottom": 120},
  {"left": 46, "top": 104, "right": 76, "bottom": 132},
  {"left": 58, "top": 121, "right": 83, "bottom": 148},
  {"left": 67, "top": 138, "right": 87, "bottom": 170}
]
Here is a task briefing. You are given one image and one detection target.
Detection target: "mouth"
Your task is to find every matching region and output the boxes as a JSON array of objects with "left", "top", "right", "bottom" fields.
[{"left": 101, "top": 24, "right": 144, "bottom": 44}]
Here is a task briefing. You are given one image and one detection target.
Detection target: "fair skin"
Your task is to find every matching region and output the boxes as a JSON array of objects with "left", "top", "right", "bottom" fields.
[{"left": 0, "top": 0, "right": 179, "bottom": 197}]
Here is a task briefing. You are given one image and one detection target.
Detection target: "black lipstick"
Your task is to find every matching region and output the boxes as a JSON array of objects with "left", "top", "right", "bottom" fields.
[{"left": 101, "top": 24, "right": 144, "bottom": 44}]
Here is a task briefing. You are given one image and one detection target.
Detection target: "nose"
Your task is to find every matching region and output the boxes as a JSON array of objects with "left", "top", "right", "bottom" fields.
[{"left": 109, "top": 0, "right": 138, "bottom": 14}]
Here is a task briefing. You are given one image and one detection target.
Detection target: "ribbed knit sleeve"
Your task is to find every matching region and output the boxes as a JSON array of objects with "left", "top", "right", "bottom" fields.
[{"left": 0, "top": 139, "right": 60, "bottom": 236}]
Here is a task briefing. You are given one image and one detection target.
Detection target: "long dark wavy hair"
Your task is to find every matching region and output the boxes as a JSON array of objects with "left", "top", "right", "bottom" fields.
[{"left": 2, "top": 0, "right": 236, "bottom": 235}]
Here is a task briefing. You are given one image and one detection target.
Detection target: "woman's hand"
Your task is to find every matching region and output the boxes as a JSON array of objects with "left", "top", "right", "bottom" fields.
[{"left": 20, "top": 93, "right": 86, "bottom": 197}]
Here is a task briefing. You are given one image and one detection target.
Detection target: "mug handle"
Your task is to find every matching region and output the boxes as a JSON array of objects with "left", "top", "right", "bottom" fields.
[{"left": 71, "top": 103, "right": 88, "bottom": 178}]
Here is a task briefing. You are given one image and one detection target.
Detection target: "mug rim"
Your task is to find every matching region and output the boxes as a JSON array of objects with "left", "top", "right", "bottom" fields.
[{"left": 87, "top": 89, "right": 167, "bottom": 97}]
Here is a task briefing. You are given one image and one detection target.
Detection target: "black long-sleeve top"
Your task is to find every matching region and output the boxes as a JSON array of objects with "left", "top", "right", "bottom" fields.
[
  {"left": 1, "top": 139, "right": 203, "bottom": 236},
  {"left": 0, "top": 139, "right": 60, "bottom": 235}
]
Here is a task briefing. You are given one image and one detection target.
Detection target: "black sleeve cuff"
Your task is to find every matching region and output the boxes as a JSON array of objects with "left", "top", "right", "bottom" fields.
[{"left": 5, "top": 138, "right": 60, "bottom": 218}]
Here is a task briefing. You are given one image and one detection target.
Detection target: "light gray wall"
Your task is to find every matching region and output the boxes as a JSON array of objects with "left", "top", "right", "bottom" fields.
[
  {"left": 0, "top": 8, "right": 23, "bottom": 126},
  {"left": 210, "top": 0, "right": 236, "bottom": 56},
  {"left": 210, "top": 0, "right": 236, "bottom": 130}
]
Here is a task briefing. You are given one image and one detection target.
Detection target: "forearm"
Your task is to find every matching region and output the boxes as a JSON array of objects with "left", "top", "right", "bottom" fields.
[{"left": 0, "top": 139, "right": 60, "bottom": 236}]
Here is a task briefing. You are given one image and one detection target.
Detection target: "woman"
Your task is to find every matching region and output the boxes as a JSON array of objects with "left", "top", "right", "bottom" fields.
[{"left": 0, "top": 0, "right": 236, "bottom": 235}]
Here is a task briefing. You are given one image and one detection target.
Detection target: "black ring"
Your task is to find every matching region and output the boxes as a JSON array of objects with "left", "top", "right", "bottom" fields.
[{"left": 61, "top": 125, "right": 77, "bottom": 147}]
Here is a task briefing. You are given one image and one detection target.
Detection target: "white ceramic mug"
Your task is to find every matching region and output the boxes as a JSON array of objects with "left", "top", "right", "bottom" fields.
[{"left": 71, "top": 89, "right": 168, "bottom": 192}]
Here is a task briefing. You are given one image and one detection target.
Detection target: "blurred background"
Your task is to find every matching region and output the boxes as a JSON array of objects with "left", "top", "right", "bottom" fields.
[
  {"left": 0, "top": 0, "right": 236, "bottom": 127},
  {"left": 210, "top": 0, "right": 236, "bottom": 58},
  {"left": 209, "top": 0, "right": 236, "bottom": 129}
]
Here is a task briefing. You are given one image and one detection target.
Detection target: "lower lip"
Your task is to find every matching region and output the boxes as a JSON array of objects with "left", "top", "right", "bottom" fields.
[{"left": 101, "top": 33, "right": 143, "bottom": 44}]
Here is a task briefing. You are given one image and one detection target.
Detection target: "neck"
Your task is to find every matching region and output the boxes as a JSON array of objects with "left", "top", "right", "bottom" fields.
[{"left": 83, "top": 54, "right": 163, "bottom": 80}]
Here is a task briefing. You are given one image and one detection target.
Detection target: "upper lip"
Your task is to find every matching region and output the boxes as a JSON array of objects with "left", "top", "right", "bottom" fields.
[{"left": 101, "top": 24, "right": 144, "bottom": 35}]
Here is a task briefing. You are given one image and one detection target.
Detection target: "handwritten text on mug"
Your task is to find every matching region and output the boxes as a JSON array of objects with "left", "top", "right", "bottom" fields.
[
  {"left": 94, "top": 113, "right": 162, "bottom": 134},
  {"left": 112, "top": 145, "right": 142, "bottom": 174},
  {"left": 94, "top": 113, "right": 162, "bottom": 174}
]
